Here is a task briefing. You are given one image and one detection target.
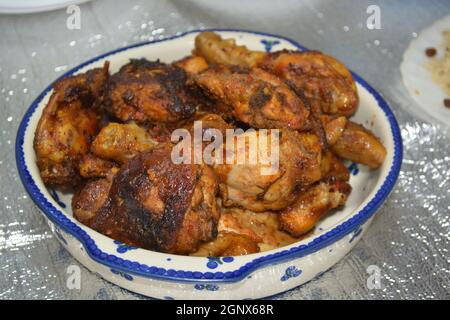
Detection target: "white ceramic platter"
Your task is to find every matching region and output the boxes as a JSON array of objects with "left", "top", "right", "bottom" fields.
[
  {"left": 0, "top": 0, "right": 91, "bottom": 14},
  {"left": 401, "top": 14, "right": 450, "bottom": 126},
  {"left": 16, "top": 29, "right": 402, "bottom": 299}
]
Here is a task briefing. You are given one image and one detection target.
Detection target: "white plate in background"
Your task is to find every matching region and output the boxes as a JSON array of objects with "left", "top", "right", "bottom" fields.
[
  {"left": 0, "top": 0, "right": 91, "bottom": 14},
  {"left": 401, "top": 14, "right": 450, "bottom": 126}
]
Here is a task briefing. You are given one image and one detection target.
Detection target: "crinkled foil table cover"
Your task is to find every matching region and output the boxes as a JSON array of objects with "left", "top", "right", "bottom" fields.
[{"left": 0, "top": 0, "right": 448, "bottom": 300}]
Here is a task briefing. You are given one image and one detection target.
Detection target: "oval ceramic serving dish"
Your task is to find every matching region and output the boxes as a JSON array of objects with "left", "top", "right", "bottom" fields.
[{"left": 16, "top": 29, "right": 402, "bottom": 300}]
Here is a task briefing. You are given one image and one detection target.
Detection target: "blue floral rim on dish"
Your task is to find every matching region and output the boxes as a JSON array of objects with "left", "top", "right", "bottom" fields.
[{"left": 15, "top": 28, "right": 403, "bottom": 283}]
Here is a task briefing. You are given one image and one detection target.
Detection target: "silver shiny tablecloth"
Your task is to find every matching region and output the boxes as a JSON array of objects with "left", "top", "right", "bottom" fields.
[{"left": 0, "top": 0, "right": 449, "bottom": 300}]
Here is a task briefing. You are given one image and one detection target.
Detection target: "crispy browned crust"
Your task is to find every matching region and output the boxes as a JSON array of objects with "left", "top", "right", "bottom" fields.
[
  {"left": 79, "top": 153, "right": 118, "bottom": 179},
  {"left": 261, "top": 50, "right": 359, "bottom": 117},
  {"left": 279, "top": 180, "right": 352, "bottom": 237},
  {"left": 79, "top": 144, "right": 219, "bottom": 254},
  {"left": 104, "top": 59, "right": 197, "bottom": 124},
  {"left": 34, "top": 63, "right": 109, "bottom": 188},
  {"left": 190, "top": 65, "right": 311, "bottom": 130}
]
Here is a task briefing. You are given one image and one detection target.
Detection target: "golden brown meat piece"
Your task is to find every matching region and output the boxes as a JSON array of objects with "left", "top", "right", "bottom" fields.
[
  {"left": 217, "top": 207, "right": 300, "bottom": 252},
  {"left": 260, "top": 50, "right": 359, "bottom": 117},
  {"left": 279, "top": 180, "right": 351, "bottom": 237},
  {"left": 320, "top": 151, "right": 350, "bottom": 182},
  {"left": 194, "top": 31, "right": 266, "bottom": 68},
  {"left": 79, "top": 153, "right": 118, "bottom": 178},
  {"left": 191, "top": 65, "right": 311, "bottom": 129},
  {"left": 331, "top": 121, "right": 387, "bottom": 169},
  {"left": 72, "top": 176, "right": 114, "bottom": 225},
  {"left": 76, "top": 144, "right": 220, "bottom": 254},
  {"left": 104, "top": 59, "right": 196, "bottom": 124},
  {"left": 91, "top": 122, "right": 158, "bottom": 163},
  {"left": 174, "top": 55, "right": 209, "bottom": 74},
  {"left": 320, "top": 115, "right": 347, "bottom": 146},
  {"left": 214, "top": 129, "right": 322, "bottom": 212},
  {"left": 193, "top": 32, "right": 358, "bottom": 117},
  {"left": 192, "top": 232, "right": 260, "bottom": 257},
  {"left": 34, "top": 64, "right": 109, "bottom": 187}
]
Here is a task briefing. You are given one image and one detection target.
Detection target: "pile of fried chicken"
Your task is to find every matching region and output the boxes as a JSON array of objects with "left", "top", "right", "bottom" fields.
[{"left": 34, "top": 32, "right": 386, "bottom": 257}]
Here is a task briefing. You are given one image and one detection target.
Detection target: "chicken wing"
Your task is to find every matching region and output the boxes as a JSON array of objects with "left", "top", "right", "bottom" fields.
[
  {"left": 331, "top": 121, "right": 387, "bottom": 169},
  {"left": 194, "top": 31, "right": 266, "bottom": 68},
  {"left": 190, "top": 65, "right": 311, "bottom": 130},
  {"left": 34, "top": 63, "right": 109, "bottom": 187},
  {"left": 104, "top": 59, "right": 197, "bottom": 124},
  {"left": 76, "top": 144, "right": 219, "bottom": 254},
  {"left": 214, "top": 129, "right": 322, "bottom": 212},
  {"left": 279, "top": 180, "right": 351, "bottom": 237}
]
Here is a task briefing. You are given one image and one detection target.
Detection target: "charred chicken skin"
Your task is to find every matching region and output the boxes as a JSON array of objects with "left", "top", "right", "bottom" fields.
[
  {"left": 260, "top": 50, "right": 358, "bottom": 117},
  {"left": 34, "top": 63, "right": 109, "bottom": 187},
  {"left": 104, "top": 59, "right": 197, "bottom": 124},
  {"left": 73, "top": 144, "right": 219, "bottom": 254},
  {"left": 194, "top": 32, "right": 358, "bottom": 117},
  {"left": 191, "top": 65, "right": 311, "bottom": 130}
]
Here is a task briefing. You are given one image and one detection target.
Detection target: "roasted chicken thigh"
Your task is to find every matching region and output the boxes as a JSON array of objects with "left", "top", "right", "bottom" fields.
[
  {"left": 104, "top": 59, "right": 197, "bottom": 124},
  {"left": 34, "top": 63, "right": 109, "bottom": 187},
  {"left": 73, "top": 144, "right": 219, "bottom": 254}
]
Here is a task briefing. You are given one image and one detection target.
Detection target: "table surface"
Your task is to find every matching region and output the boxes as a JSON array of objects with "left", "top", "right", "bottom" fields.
[{"left": 0, "top": 0, "right": 449, "bottom": 300}]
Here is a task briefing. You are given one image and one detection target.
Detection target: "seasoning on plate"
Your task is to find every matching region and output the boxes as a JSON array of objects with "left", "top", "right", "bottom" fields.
[
  {"left": 425, "top": 47, "right": 437, "bottom": 57},
  {"left": 444, "top": 98, "right": 450, "bottom": 108}
]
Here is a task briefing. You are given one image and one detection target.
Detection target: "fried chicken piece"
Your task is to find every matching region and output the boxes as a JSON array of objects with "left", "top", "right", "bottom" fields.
[
  {"left": 174, "top": 55, "right": 209, "bottom": 74},
  {"left": 191, "top": 65, "right": 311, "bottom": 129},
  {"left": 194, "top": 31, "right": 266, "bottom": 68},
  {"left": 260, "top": 50, "right": 359, "bottom": 117},
  {"left": 91, "top": 122, "right": 158, "bottom": 163},
  {"left": 104, "top": 59, "right": 196, "bottom": 124},
  {"left": 191, "top": 232, "right": 260, "bottom": 257},
  {"left": 218, "top": 207, "right": 300, "bottom": 251},
  {"left": 34, "top": 64, "right": 109, "bottom": 187},
  {"left": 72, "top": 176, "right": 113, "bottom": 225},
  {"left": 331, "top": 121, "right": 387, "bottom": 169},
  {"left": 78, "top": 144, "right": 219, "bottom": 254},
  {"left": 194, "top": 32, "right": 358, "bottom": 117},
  {"left": 214, "top": 129, "right": 322, "bottom": 212},
  {"left": 279, "top": 180, "right": 351, "bottom": 237},
  {"left": 320, "top": 151, "right": 350, "bottom": 182},
  {"left": 79, "top": 153, "right": 118, "bottom": 178},
  {"left": 320, "top": 115, "right": 347, "bottom": 146}
]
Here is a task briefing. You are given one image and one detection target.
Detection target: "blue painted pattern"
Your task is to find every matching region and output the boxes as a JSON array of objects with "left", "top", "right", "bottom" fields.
[
  {"left": 113, "top": 240, "right": 138, "bottom": 254},
  {"left": 194, "top": 284, "right": 219, "bottom": 291},
  {"left": 349, "top": 227, "right": 363, "bottom": 243},
  {"left": 261, "top": 39, "right": 281, "bottom": 52},
  {"left": 281, "top": 266, "right": 302, "bottom": 282},
  {"left": 348, "top": 162, "right": 360, "bottom": 176},
  {"left": 49, "top": 189, "right": 66, "bottom": 208},
  {"left": 110, "top": 268, "right": 133, "bottom": 281},
  {"left": 207, "top": 256, "right": 235, "bottom": 269}
]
